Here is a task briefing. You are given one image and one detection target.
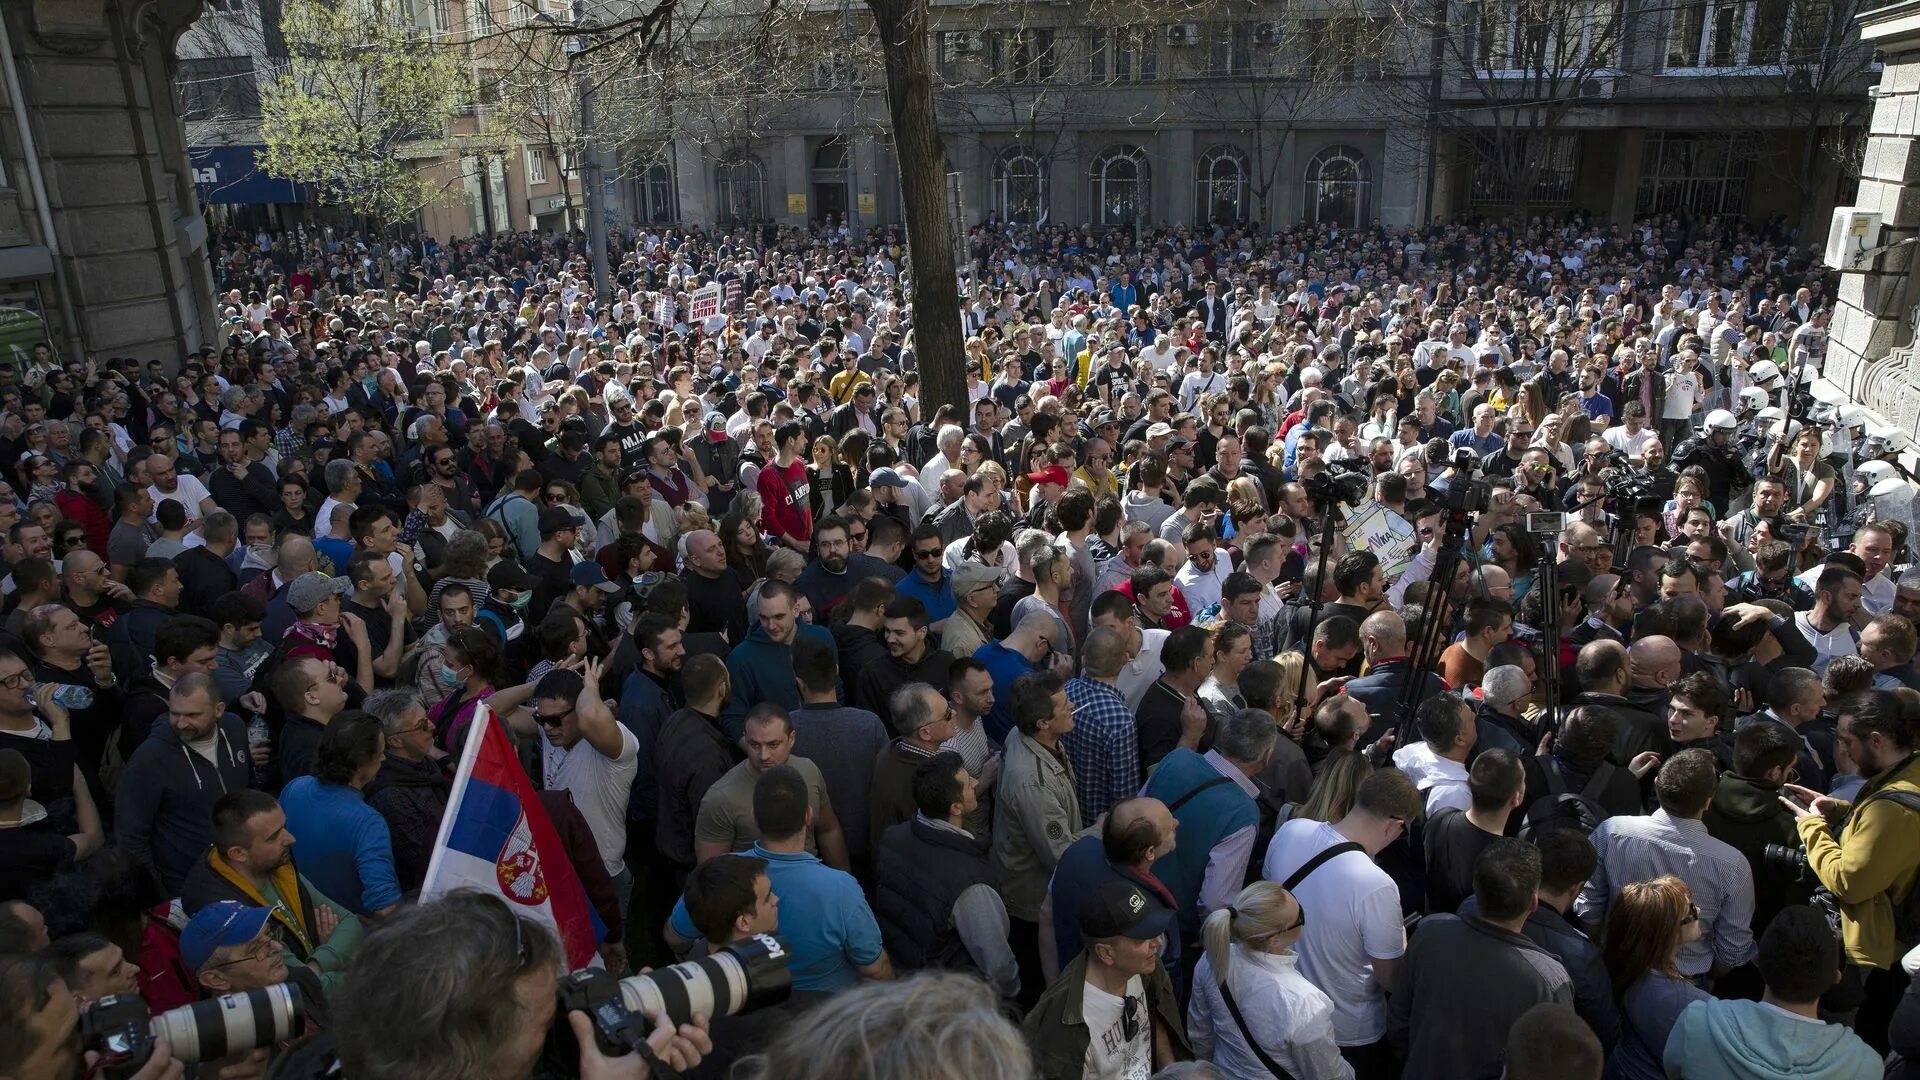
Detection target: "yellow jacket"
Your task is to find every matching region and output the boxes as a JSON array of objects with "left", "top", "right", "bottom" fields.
[{"left": 1796, "top": 754, "right": 1920, "bottom": 968}]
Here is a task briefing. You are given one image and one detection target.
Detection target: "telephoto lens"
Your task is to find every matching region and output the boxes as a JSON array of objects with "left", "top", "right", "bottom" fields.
[
  {"left": 81, "top": 985, "right": 303, "bottom": 1078},
  {"left": 619, "top": 933, "right": 794, "bottom": 1028}
]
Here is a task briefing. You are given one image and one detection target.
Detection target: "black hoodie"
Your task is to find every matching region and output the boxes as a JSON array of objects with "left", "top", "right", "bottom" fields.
[
  {"left": 364, "top": 753, "right": 451, "bottom": 893},
  {"left": 116, "top": 713, "right": 252, "bottom": 893}
]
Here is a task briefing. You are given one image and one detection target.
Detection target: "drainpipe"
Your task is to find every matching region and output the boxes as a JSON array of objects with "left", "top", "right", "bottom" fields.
[{"left": 0, "top": 8, "right": 87, "bottom": 361}]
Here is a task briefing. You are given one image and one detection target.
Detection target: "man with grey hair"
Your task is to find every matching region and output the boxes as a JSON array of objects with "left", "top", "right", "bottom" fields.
[
  {"left": 361, "top": 688, "right": 446, "bottom": 891},
  {"left": 1139, "top": 706, "right": 1275, "bottom": 943},
  {"left": 1475, "top": 664, "right": 1536, "bottom": 759},
  {"left": 866, "top": 682, "right": 956, "bottom": 852},
  {"left": 920, "top": 424, "right": 966, "bottom": 500},
  {"left": 315, "top": 457, "right": 362, "bottom": 544}
]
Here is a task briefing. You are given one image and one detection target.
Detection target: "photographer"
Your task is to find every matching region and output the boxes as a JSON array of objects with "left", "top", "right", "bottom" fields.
[
  {"left": 1780, "top": 689, "right": 1920, "bottom": 1035},
  {"left": 285, "top": 891, "right": 709, "bottom": 1080},
  {"left": 0, "top": 952, "right": 183, "bottom": 1080}
]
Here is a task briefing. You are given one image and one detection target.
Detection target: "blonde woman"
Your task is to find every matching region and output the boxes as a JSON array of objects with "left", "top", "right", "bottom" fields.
[
  {"left": 1188, "top": 882, "right": 1353, "bottom": 1079},
  {"left": 1296, "top": 750, "right": 1372, "bottom": 823}
]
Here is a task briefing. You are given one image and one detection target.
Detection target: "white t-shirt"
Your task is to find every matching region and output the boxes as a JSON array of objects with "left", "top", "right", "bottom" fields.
[
  {"left": 540, "top": 723, "right": 639, "bottom": 877},
  {"left": 1662, "top": 371, "right": 1701, "bottom": 420},
  {"left": 1261, "top": 820, "right": 1405, "bottom": 1046},
  {"left": 1082, "top": 973, "right": 1152, "bottom": 1080},
  {"left": 149, "top": 474, "right": 213, "bottom": 522},
  {"left": 1601, "top": 425, "right": 1656, "bottom": 459}
]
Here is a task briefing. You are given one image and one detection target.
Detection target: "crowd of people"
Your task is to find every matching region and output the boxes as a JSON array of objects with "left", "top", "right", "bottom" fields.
[{"left": 3, "top": 208, "right": 1920, "bottom": 1080}]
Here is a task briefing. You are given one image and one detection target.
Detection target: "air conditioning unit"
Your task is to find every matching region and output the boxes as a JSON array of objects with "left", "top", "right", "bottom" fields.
[
  {"left": 941, "top": 30, "right": 983, "bottom": 61},
  {"left": 1787, "top": 69, "right": 1813, "bottom": 92},
  {"left": 1579, "top": 77, "right": 1615, "bottom": 97},
  {"left": 1825, "top": 207, "right": 1883, "bottom": 270},
  {"left": 964, "top": 30, "right": 985, "bottom": 52},
  {"left": 1167, "top": 23, "right": 1199, "bottom": 46},
  {"left": 1254, "top": 21, "right": 1281, "bottom": 45}
]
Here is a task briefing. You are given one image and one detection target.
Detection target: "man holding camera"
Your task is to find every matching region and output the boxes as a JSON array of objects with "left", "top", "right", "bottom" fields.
[{"left": 1780, "top": 689, "right": 1920, "bottom": 1033}]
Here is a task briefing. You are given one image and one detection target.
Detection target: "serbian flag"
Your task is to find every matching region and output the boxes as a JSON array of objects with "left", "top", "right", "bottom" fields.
[{"left": 421, "top": 703, "right": 601, "bottom": 970}]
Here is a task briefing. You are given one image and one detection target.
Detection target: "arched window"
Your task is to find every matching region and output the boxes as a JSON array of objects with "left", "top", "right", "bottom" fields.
[
  {"left": 1304, "top": 145, "right": 1371, "bottom": 228},
  {"left": 1195, "top": 144, "right": 1248, "bottom": 224},
  {"left": 993, "top": 148, "right": 1049, "bottom": 225},
  {"left": 1089, "top": 144, "right": 1150, "bottom": 227},
  {"left": 638, "top": 161, "right": 677, "bottom": 224},
  {"left": 715, "top": 156, "right": 766, "bottom": 224}
]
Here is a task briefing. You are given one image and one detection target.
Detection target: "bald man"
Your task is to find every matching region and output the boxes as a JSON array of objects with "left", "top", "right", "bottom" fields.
[
  {"left": 145, "top": 453, "right": 218, "bottom": 522},
  {"left": 1044, "top": 796, "right": 1179, "bottom": 979},
  {"left": 1569, "top": 574, "right": 1632, "bottom": 650},
  {"left": 257, "top": 536, "right": 318, "bottom": 645},
  {"left": 60, "top": 549, "right": 133, "bottom": 630},
  {"left": 1346, "top": 610, "right": 1451, "bottom": 744}
]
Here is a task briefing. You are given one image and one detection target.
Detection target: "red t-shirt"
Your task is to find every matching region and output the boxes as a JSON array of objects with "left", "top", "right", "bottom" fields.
[{"left": 756, "top": 458, "right": 813, "bottom": 545}]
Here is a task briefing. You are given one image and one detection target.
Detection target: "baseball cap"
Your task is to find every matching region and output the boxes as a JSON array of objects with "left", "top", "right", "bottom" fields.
[
  {"left": 180, "top": 901, "right": 275, "bottom": 972},
  {"left": 951, "top": 560, "right": 1002, "bottom": 594},
  {"left": 1078, "top": 882, "right": 1174, "bottom": 942},
  {"left": 1088, "top": 408, "right": 1118, "bottom": 429},
  {"left": 1146, "top": 422, "right": 1174, "bottom": 439},
  {"left": 487, "top": 560, "right": 536, "bottom": 592},
  {"left": 569, "top": 562, "right": 624, "bottom": 594},
  {"left": 869, "top": 467, "right": 911, "bottom": 489},
  {"left": 286, "top": 571, "right": 352, "bottom": 615},
  {"left": 1026, "top": 464, "right": 1071, "bottom": 488},
  {"left": 538, "top": 507, "right": 578, "bottom": 537}
]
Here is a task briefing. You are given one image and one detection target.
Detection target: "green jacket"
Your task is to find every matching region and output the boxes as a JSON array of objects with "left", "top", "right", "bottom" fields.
[
  {"left": 1703, "top": 772, "right": 1809, "bottom": 928},
  {"left": 1798, "top": 753, "right": 1920, "bottom": 968},
  {"left": 579, "top": 463, "right": 621, "bottom": 522},
  {"left": 1021, "top": 952, "right": 1191, "bottom": 1080}
]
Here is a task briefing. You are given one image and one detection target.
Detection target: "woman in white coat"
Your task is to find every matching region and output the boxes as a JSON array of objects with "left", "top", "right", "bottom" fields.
[{"left": 1188, "top": 881, "right": 1354, "bottom": 1080}]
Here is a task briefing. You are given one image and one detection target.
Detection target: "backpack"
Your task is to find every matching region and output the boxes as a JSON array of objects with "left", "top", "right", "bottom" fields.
[
  {"left": 1519, "top": 759, "right": 1617, "bottom": 841},
  {"left": 484, "top": 492, "right": 531, "bottom": 553}
]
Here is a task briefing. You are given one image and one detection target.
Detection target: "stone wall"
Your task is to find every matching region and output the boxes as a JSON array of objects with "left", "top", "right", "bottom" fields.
[{"left": 2, "top": 0, "right": 217, "bottom": 366}]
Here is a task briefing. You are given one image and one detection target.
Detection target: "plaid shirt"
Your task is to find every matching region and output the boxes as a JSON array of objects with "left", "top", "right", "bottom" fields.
[
  {"left": 274, "top": 423, "right": 305, "bottom": 463},
  {"left": 1061, "top": 676, "right": 1139, "bottom": 827}
]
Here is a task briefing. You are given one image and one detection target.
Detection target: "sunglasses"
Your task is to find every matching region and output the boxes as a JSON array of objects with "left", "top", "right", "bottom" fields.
[
  {"left": 1121, "top": 994, "right": 1143, "bottom": 1042},
  {"left": 914, "top": 548, "right": 944, "bottom": 561},
  {"left": 1681, "top": 903, "right": 1700, "bottom": 926},
  {"left": 534, "top": 705, "right": 573, "bottom": 729}
]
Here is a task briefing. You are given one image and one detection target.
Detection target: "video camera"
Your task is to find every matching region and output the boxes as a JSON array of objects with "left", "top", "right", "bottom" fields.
[
  {"left": 1301, "top": 460, "right": 1371, "bottom": 509},
  {"left": 543, "top": 934, "right": 792, "bottom": 1079},
  {"left": 1445, "top": 447, "right": 1490, "bottom": 515},
  {"left": 81, "top": 985, "right": 302, "bottom": 1080}
]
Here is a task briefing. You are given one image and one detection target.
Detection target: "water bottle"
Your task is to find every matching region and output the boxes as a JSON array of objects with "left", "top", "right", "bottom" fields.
[
  {"left": 28, "top": 682, "right": 94, "bottom": 710},
  {"left": 247, "top": 716, "right": 273, "bottom": 788}
]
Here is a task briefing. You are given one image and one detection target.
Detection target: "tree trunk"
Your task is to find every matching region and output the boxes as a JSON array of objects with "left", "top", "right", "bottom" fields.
[{"left": 867, "top": 0, "right": 966, "bottom": 421}]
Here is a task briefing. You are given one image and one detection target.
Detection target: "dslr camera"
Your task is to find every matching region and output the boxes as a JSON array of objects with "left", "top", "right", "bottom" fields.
[
  {"left": 1762, "top": 842, "right": 1818, "bottom": 886},
  {"left": 1445, "top": 447, "right": 1491, "bottom": 514},
  {"left": 80, "top": 985, "right": 302, "bottom": 1080},
  {"left": 543, "top": 934, "right": 792, "bottom": 1078}
]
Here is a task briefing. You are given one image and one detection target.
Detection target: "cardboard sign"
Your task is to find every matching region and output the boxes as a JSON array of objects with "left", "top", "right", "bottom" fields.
[
  {"left": 688, "top": 283, "right": 723, "bottom": 322},
  {"left": 725, "top": 279, "right": 742, "bottom": 312},
  {"left": 652, "top": 295, "right": 673, "bottom": 327},
  {"left": 1343, "top": 501, "right": 1419, "bottom": 580}
]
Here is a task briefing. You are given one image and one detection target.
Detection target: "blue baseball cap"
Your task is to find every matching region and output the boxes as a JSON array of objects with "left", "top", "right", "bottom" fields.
[{"left": 180, "top": 901, "right": 275, "bottom": 971}]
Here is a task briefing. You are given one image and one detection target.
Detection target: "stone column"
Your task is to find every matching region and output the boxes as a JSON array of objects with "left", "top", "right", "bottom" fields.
[
  {"left": 1608, "top": 129, "right": 1645, "bottom": 225},
  {"left": 4, "top": 0, "right": 217, "bottom": 367},
  {"left": 672, "top": 134, "right": 708, "bottom": 226},
  {"left": 1158, "top": 127, "right": 1195, "bottom": 226},
  {"left": 1828, "top": 4, "right": 1920, "bottom": 437},
  {"left": 1379, "top": 126, "right": 1426, "bottom": 227},
  {"left": 782, "top": 134, "right": 809, "bottom": 226},
  {"left": 851, "top": 131, "right": 880, "bottom": 234}
]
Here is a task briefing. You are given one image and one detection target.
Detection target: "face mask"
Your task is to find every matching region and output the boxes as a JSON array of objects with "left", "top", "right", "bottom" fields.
[
  {"left": 437, "top": 664, "right": 464, "bottom": 689},
  {"left": 363, "top": 376, "right": 379, "bottom": 392},
  {"left": 507, "top": 591, "right": 532, "bottom": 610}
]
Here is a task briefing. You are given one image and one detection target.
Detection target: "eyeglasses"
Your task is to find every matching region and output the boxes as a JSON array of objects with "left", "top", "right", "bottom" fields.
[
  {"left": 1681, "top": 903, "right": 1701, "bottom": 926},
  {"left": 0, "top": 670, "right": 29, "bottom": 690},
  {"left": 913, "top": 548, "right": 944, "bottom": 561},
  {"left": 1283, "top": 905, "right": 1308, "bottom": 932},
  {"left": 534, "top": 705, "right": 573, "bottom": 729}
]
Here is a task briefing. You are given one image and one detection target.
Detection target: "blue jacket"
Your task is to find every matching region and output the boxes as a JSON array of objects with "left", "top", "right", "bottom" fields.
[
  {"left": 116, "top": 713, "right": 253, "bottom": 893},
  {"left": 1047, "top": 833, "right": 1180, "bottom": 972},
  {"left": 1663, "top": 998, "right": 1880, "bottom": 1080},
  {"left": 1140, "top": 749, "right": 1258, "bottom": 941},
  {"left": 1345, "top": 659, "right": 1451, "bottom": 744},
  {"left": 617, "top": 668, "right": 676, "bottom": 824},
  {"left": 279, "top": 776, "right": 401, "bottom": 915},
  {"left": 973, "top": 640, "right": 1037, "bottom": 745},
  {"left": 720, "top": 623, "right": 834, "bottom": 740}
]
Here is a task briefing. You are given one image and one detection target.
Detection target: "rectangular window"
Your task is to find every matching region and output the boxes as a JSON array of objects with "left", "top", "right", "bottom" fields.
[
  {"left": 526, "top": 146, "right": 548, "bottom": 184},
  {"left": 430, "top": 0, "right": 450, "bottom": 33},
  {"left": 1635, "top": 131, "right": 1756, "bottom": 215},
  {"left": 468, "top": 0, "right": 495, "bottom": 33},
  {"left": 1476, "top": 0, "right": 1617, "bottom": 72},
  {"left": 1667, "top": 0, "right": 1796, "bottom": 68},
  {"left": 989, "top": 28, "right": 1057, "bottom": 83},
  {"left": 1088, "top": 27, "right": 1156, "bottom": 82},
  {"left": 562, "top": 151, "right": 581, "bottom": 178},
  {"left": 1469, "top": 133, "right": 1581, "bottom": 206},
  {"left": 175, "top": 56, "right": 261, "bottom": 121},
  {"left": 1206, "top": 21, "right": 1253, "bottom": 76}
]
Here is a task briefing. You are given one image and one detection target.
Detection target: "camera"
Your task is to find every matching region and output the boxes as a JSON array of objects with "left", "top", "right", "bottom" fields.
[
  {"left": 80, "top": 985, "right": 303, "bottom": 1079},
  {"left": 1762, "top": 842, "right": 1818, "bottom": 886},
  {"left": 1302, "top": 463, "right": 1370, "bottom": 508},
  {"left": 543, "top": 934, "right": 792, "bottom": 1077}
]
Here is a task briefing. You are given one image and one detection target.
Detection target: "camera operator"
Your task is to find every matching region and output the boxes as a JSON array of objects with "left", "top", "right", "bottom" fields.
[
  {"left": 1779, "top": 690, "right": 1920, "bottom": 1035},
  {"left": 0, "top": 953, "right": 184, "bottom": 1080},
  {"left": 676, "top": 855, "right": 792, "bottom": 1079},
  {"left": 281, "top": 891, "right": 710, "bottom": 1080}
]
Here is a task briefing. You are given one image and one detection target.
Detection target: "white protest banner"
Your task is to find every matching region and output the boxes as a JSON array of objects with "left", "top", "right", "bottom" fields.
[
  {"left": 1342, "top": 501, "right": 1419, "bottom": 580},
  {"left": 652, "top": 295, "right": 673, "bottom": 328},
  {"left": 688, "top": 283, "right": 723, "bottom": 322}
]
